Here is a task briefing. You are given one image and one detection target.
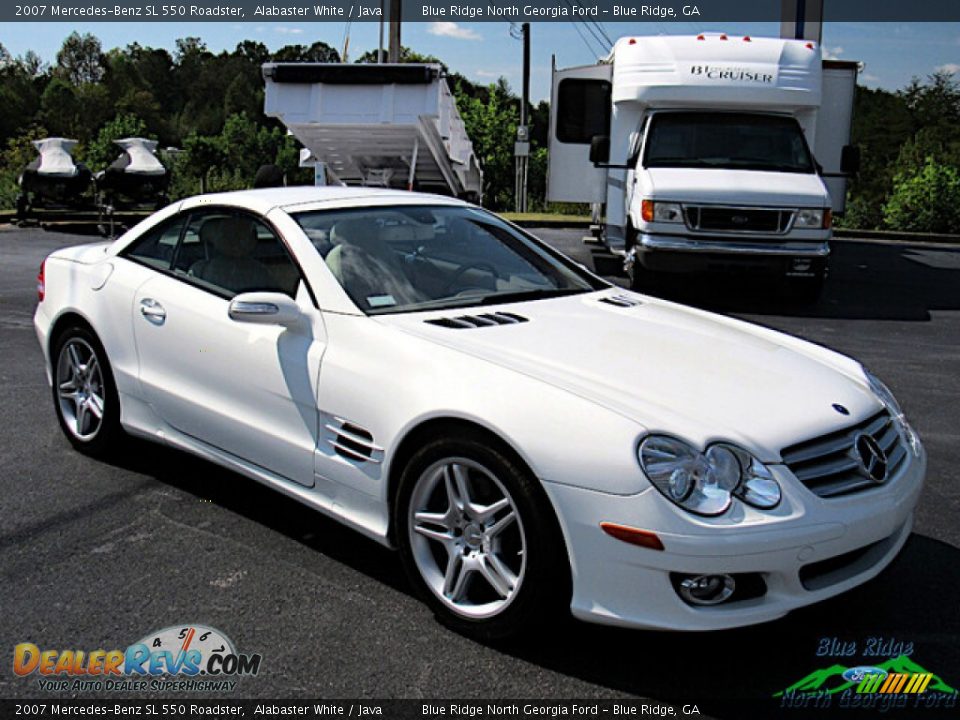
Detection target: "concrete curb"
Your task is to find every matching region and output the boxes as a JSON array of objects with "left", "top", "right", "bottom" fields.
[
  {"left": 833, "top": 228, "right": 960, "bottom": 245},
  {"left": 509, "top": 218, "right": 592, "bottom": 229}
]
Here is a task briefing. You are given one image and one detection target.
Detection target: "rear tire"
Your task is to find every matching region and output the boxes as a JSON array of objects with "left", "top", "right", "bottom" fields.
[
  {"left": 51, "top": 326, "right": 123, "bottom": 457},
  {"left": 395, "top": 434, "right": 569, "bottom": 641}
]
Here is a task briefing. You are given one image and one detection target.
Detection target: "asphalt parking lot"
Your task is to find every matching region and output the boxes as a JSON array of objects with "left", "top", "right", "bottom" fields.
[{"left": 1, "top": 223, "right": 958, "bottom": 716}]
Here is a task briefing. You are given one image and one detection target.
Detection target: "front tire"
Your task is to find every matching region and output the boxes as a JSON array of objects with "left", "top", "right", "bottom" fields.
[
  {"left": 395, "top": 435, "right": 569, "bottom": 640},
  {"left": 626, "top": 224, "right": 662, "bottom": 295},
  {"left": 51, "top": 326, "right": 123, "bottom": 457}
]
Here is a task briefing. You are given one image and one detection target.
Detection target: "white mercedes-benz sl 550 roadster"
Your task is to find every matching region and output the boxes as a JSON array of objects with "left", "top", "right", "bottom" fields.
[{"left": 35, "top": 187, "right": 924, "bottom": 638}]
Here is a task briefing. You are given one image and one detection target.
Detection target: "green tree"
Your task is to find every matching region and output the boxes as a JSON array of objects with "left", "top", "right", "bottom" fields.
[
  {"left": 454, "top": 78, "right": 519, "bottom": 209},
  {"left": 55, "top": 32, "right": 105, "bottom": 85},
  {"left": 883, "top": 157, "right": 960, "bottom": 233},
  {"left": 272, "top": 42, "right": 340, "bottom": 63},
  {"left": 39, "top": 78, "right": 81, "bottom": 137},
  {"left": 0, "top": 125, "right": 49, "bottom": 208}
]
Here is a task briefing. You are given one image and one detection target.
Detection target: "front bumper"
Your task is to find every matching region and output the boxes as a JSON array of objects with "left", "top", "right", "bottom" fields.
[
  {"left": 639, "top": 233, "right": 830, "bottom": 258},
  {"left": 542, "top": 448, "right": 925, "bottom": 631},
  {"left": 634, "top": 233, "right": 829, "bottom": 276}
]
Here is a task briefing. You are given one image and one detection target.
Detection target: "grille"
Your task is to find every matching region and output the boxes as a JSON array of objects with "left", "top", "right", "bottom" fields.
[
  {"left": 685, "top": 206, "right": 792, "bottom": 234},
  {"left": 781, "top": 410, "right": 907, "bottom": 498},
  {"left": 324, "top": 419, "right": 382, "bottom": 464},
  {"left": 424, "top": 312, "right": 528, "bottom": 329}
]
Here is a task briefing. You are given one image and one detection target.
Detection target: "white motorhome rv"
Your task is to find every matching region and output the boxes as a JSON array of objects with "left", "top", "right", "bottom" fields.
[{"left": 548, "top": 34, "right": 859, "bottom": 301}]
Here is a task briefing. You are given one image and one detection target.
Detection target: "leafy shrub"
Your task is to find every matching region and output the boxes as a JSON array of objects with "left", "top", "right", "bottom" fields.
[{"left": 882, "top": 157, "right": 960, "bottom": 234}]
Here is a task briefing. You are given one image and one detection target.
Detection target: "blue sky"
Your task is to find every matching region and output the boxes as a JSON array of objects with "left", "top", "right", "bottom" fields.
[{"left": 2, "top": 21, "right": 958, "bottom": 101}]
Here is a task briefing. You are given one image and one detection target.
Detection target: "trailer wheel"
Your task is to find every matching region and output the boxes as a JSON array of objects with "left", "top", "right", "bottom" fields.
[{"left": 15, "top": 193, "right": 29, "bottom": 222}]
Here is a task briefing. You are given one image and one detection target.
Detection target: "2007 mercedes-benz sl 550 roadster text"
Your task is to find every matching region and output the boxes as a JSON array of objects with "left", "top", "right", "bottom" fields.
[{"left": 35, "top": 187, "right": 925, "bottom": 638}]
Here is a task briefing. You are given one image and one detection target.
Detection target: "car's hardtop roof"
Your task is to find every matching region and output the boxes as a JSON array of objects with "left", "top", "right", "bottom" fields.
[{"left": 179, "top": 186, "right": 470, "bottom": 216}]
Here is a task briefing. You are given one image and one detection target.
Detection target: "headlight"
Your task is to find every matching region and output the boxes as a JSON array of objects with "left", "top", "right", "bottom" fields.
[
  {"left": 638, "top": 436, "right": 781, "bottom": 516},
  {"left": 641, "top": 200, "right": 683, "bottom": 224},
  {"left": 795, "top": 208, "right": 830, "bottom": 229},
  {"left": 865, "top": 370, "right": 921, "bottom": 456}
]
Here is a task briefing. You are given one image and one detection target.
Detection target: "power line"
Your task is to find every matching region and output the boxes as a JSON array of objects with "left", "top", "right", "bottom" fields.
[
  {"left": 568, "top": 1, "right": 611, "bottom": 53},
  {"left": 562, "top": 1, "right": 604, "bottom": 58},
  {"left": 572, "top": 0, "right": 613, "bottom": 49}
]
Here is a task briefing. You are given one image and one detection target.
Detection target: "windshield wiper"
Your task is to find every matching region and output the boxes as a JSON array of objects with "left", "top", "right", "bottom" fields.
[
  {"left": 372, "top": 287, "right": 590, "bottom": 315},
  {"left": 473, "top": 287, "right": 590, "bottom": 306}
]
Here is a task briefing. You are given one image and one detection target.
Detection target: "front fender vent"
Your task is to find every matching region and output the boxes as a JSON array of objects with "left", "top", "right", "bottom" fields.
[
  {"left": 324, "top": 418, "right": 383, "bottom": 464},
  {"left": 425, "top": 312, "right": 528, "bottom": 329},
  {"left": 599, "top": 294, "right": 642, "bottom": 308}
]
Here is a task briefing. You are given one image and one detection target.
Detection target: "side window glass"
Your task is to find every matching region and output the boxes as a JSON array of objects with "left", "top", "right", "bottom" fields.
[
  {"left": 174, "top": 210, "right": 302, "bottom": 299},
  {"left": 124, "top": 218, "right": 184, "bottom": 270},
  {"left": 556, "top": 79, "right": 611, "bottom": 144}
]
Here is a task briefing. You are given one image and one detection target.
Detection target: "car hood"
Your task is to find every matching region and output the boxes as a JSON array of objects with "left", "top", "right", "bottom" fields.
[
  {"left": 644, "top": 167, "right": 828, "bottom": 207},
  {"left": 380, "top": 290, "right": 878, "bottom": 461}
]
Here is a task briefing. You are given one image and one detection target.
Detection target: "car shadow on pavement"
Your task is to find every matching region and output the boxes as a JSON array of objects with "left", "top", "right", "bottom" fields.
[
  {"left": 628, "top": 242, "right": 960, "bottom": 322},
  {"left": 491, "top": 532, "right": 960, "bottom": 718},
  {"left": 105, "top": 437, "right": 411, "bottom": 593}
]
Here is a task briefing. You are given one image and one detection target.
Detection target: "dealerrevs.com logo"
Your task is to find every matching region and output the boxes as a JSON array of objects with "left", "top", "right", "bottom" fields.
[{"left": 13, "top": 624, "right": 262, "bottom": 692}]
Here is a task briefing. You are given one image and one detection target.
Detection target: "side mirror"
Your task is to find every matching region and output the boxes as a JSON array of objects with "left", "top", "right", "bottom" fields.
[
  {"left": 840, "top": 144, "right": 861, "bottom": 175},
  {"left": 228, "top": 292, "right": 302, "bottom": 328},
  {"left": 589, "top": 135, "right": 610, "bottom": 165}
]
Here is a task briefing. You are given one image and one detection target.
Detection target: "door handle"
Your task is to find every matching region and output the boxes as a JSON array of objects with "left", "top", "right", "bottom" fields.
[{"left": 139, "top": 298, "right": 166, "bottom": 325}]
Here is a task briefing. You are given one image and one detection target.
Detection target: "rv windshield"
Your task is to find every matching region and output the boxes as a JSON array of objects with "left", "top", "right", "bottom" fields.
[{"left": 643, "top": 112, "right": 816, "bottom": 173}]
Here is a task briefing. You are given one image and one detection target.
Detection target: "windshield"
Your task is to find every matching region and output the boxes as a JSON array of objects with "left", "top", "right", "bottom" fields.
[
  {"left": 292, "top": 205, "right": 605, "bottom": 315},
  {"left": 643, "top": 112, "right": 816, "bottom": 173}
]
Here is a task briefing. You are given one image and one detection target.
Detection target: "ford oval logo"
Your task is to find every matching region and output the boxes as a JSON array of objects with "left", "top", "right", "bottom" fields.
[
  {"left": 842, "top": 666, "right": 888, "bottom": 683},
  {"left": 731, "top": 215, "right": 750, "bottom": 225},
  {"left": 833, "top": 403, "right": 850, "bottom": 415}
]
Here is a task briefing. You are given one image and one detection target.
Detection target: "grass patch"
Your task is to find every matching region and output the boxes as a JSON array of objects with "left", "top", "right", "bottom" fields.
[{"left": 501, "top": 212, "right": 592, "bottom": 224}]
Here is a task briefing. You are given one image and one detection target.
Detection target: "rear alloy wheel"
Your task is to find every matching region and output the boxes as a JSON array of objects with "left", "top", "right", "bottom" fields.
[
  {"left": 52, "top": 327, "right": 122, "bottom": 456},
  {"left": 396, "top": 438, "right": 568, "bottom": 640}
]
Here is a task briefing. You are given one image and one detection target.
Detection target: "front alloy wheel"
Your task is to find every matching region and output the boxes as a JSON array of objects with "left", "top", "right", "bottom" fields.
[
  {"left": 396, "top": 436, "right": 569, "bottom": 640},
  {"left": 409, "top": 458, "right": 527, "bottom": 619}
]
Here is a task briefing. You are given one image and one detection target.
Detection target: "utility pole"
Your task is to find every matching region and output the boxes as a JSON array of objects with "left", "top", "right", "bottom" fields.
[
  {"left": 377, "top": 0, "right": 385, "bottom": 63},
  {"left": 387, "top": 0, "right": 402, "bottom": 63},
  {"left": 514, "top": 22, "right": 530, "bottom": 213},
  {"left": 779, "top": 0, "right": 823, "bottom": 43}
]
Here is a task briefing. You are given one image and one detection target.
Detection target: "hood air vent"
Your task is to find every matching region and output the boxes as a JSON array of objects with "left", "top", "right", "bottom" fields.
[
  {"left": 425, "top": 312, "right": 529, "bottom": 329},
  {"left": 599, "top": 295, "right": 643, "bottom": 308},
  {"left": 324, "top": 418, "right": 383, "bottom": 464}
]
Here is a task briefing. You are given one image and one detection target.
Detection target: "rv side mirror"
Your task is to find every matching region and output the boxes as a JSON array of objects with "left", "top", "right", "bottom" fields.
[
  {"left": 589, "top": 135, "right": 610, "bottom": 165},
  {"left": 840, "top": 145, "right": 861, "bottom": 175}
]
